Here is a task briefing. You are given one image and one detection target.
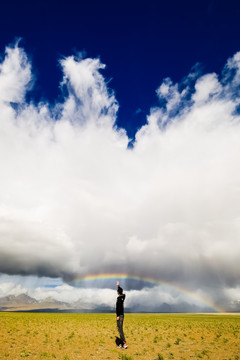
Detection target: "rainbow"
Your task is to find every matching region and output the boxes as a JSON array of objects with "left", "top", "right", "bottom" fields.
[{"left": 68, "top": 273, "right": 224, "bottom": 313}]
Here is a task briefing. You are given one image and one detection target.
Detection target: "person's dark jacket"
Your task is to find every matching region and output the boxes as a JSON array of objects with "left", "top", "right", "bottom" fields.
[{"left": 116, "top": 293, "right": 126, "bottom": 316}]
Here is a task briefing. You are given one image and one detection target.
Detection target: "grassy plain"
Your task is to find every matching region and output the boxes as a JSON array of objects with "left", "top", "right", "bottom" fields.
[{"left": 0, "top": 312, "right": 239, "bottom": 360}]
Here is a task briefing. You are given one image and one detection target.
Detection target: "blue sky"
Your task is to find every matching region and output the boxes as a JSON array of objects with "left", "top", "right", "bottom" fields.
[
  {"left": 0, "top": 0, "right": 240, "bottom": 312},
  {"left": 1, "top": 0, "right": 240, "bottom": 138}
]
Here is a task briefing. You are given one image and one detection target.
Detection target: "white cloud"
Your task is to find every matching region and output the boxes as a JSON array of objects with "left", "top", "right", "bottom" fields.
[
  {"left": 0, "top": 41, "right": 240, "bottom": 309},
  {"left": 0, "top": 274, "right": 221, "bottom": 311},
  {"left": 0, "top": 280, "right": 26, "bottom": 297},
  {"left": 0, "top": 41, "right": 31, "bottom": 103},
  {"left": 192, "top": 73, "right": 222, "bottom": 103}
]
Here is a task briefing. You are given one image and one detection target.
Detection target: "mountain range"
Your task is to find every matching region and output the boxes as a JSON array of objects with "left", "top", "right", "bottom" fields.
[
  {"left": 0, "top": 293, "right": 224, "bottom": 313},
  {"left": 0, "top": 294, "right": 101, "bottom": 312}
]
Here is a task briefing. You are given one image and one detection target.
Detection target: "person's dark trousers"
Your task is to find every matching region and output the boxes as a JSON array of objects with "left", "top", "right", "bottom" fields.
[{"left": 117, "top": 315, "right": 126, "bottom": 342}]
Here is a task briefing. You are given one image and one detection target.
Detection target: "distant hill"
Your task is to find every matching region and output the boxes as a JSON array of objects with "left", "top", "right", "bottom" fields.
[
  {"left": 0, "top": 294, "right": 69, "bottom": 312},
  {"left": 0, "top": 294, "right": 37, "bottom": 305},
  {"left": 0, "top": 293, "right": 114, "bottom": 313}
]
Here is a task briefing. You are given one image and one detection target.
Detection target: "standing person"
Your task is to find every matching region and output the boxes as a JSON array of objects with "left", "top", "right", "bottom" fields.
[{"left": 116, "top": 281, "right": 128, "bottom": 349}]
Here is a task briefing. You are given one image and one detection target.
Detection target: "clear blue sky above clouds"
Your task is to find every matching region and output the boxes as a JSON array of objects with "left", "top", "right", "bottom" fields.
[{"left": 1, "top": 0, "right": 240, "bottom": 138}]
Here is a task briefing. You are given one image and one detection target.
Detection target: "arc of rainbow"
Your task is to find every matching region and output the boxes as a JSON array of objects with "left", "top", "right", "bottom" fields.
[{"left": 68, "top": 273, "right": 224, "bottom": 313}]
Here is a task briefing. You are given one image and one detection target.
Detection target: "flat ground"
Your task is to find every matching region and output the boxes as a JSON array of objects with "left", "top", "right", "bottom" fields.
[{"left": 0, "top": 313, "right": 239, "bottom": 360}]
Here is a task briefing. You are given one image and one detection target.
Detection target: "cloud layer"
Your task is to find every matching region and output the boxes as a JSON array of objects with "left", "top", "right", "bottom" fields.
[{"left": 1, "top": 42, "right": 240, "bottom": 309}]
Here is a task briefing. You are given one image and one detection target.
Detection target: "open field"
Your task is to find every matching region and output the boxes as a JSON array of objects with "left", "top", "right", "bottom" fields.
[{"left": 0, "top": 313, "right": 239, "bottom": 360}]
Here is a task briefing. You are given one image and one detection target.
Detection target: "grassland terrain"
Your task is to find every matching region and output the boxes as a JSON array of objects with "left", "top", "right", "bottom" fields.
[{"left": 0, "top": 313, "right": 239, "bottom": 360}]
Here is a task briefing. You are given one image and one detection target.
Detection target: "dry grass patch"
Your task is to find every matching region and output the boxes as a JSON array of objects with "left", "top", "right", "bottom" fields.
[{"left": 0, "top": 313, "right": 239, "bottom": 360}]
